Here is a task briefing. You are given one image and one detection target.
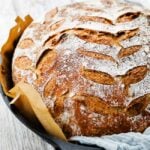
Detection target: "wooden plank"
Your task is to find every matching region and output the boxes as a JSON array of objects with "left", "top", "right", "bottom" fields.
[{"left": 0, "top": 97, "right": 54, "bottom": 150}]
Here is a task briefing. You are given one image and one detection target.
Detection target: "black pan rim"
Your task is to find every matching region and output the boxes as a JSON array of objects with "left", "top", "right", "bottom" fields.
[{"left": 0, "top": 85, "right": 104, "bottom": 150}]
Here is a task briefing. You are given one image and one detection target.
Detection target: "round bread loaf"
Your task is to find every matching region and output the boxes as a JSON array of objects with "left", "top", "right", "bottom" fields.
[{"left": 12, "top": 0, "right": 150, "bottom": 138}]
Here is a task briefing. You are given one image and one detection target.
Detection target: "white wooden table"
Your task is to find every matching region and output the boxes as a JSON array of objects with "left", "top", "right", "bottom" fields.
[
  {"left": 0, "top": 98, "right": 54, "bottom": 150},
  {"left": 0, "top": 0, "right": 149, "bottom": 149}
]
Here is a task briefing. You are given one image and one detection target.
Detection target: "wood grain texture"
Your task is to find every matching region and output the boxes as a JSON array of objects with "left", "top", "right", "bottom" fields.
[{"left": 0, "top": 96, "right": 54, "bottom": 150}]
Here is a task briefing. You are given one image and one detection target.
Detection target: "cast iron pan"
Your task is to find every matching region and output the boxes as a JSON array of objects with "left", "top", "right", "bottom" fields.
[
  {"left": 0, "top": 86, "right": 104, "bottom": 150},
  {"left": 1, "top": 1, "right": 144, "bottom": 149}
]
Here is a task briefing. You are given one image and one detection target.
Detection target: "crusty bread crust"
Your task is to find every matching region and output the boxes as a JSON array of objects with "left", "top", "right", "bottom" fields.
[{"left": 12, "top": 0, "right": 150, "bottom": 138}]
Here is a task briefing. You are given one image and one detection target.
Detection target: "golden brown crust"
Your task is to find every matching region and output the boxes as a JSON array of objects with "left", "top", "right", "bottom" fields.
[
  {"left": 78, "top": 16, "right": 113, "bottom": 24},
  {"left": 122, "top": 65, "right": 148, "bottom": 85},
  {"left": 117, "top": 12, "right": 141, "bottom": 23},
  {"left": 18, "top": 38, "right": 34, "bottom": 49},
  {"left": 50, "top": 19, "right": 65, "bottom": 31},
  {"left": 75, "top": 30, "right": 115, "bottom": 46},
  {"left": 14, "top": 56, "right": 32, "bottom": 69},
  {"left": 77, "top": 48, "right": 116, "bottom": 62},
  {"left": 12, "top": 0, "right": 150, "bottom": 138},
  {"left": 81, "top": 68, "right": 115, "bottom": 85},
  {"left": 118, "top": 45, "right": 142, "bottom": 58}
]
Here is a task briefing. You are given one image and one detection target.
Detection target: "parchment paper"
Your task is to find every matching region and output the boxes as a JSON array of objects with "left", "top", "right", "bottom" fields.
[{"left": 0, "top": 16, "right": 66, "bottom": 141}]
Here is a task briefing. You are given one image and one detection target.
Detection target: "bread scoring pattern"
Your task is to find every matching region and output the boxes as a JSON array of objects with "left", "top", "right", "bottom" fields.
[{"left": 12, "top": 0, "right": 150, "bottom": 137}]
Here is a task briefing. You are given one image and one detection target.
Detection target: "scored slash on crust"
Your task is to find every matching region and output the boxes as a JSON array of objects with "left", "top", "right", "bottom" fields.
[{"left": 12, "top": 0, "right": 150, "bottom": 137}]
